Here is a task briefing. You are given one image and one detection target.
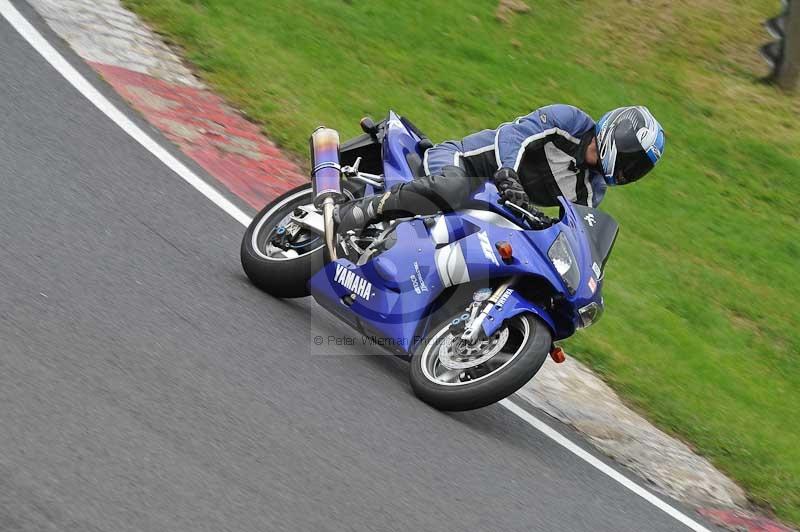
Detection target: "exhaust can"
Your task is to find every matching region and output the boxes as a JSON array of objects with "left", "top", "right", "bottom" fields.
[{"left": 310, "top": 127, "right": 344, "bottom": 209}]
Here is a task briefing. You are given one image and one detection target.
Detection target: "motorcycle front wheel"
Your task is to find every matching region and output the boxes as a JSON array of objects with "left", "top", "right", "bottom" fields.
[{"left": 409, "top": 313, "right": 551, "bottom": 411}]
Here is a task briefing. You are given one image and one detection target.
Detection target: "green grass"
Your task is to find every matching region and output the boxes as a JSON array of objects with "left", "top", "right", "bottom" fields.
[{"left": 124, "top": 0, "right": 800, "bottom": 523}]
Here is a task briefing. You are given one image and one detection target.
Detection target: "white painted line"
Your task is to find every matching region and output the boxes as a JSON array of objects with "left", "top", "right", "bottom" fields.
[
  {"left": 501, "top": 400, "right": 713, "bottom": 532},
  {"left": 0, "top": 0, "right": 252, "bottom": 227},
  {"left": 0, "top": 2, "right": 712, "bottom": 530}
]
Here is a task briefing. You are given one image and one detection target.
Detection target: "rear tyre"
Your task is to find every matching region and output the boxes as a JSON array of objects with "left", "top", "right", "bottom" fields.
[
  {"left": 240, "top": 185, "right": 324, "bottom": 298},
  {"left": 409, "top": 313, "right": 551, "bottom": 411}
]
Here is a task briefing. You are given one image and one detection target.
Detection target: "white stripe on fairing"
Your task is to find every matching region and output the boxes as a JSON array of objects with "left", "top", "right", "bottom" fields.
[
  {"left": 460, "top": 209, "right": 523, "bottom": 230},
  {"left": 430, "top": 215, "right": 449, "bottom": 246},
  {"left": 0, "top": 4, "right": 712, "bottom": 529},
  {"left": 434, "top": 245, "right": 453, "bottom": 286},
  {"left": 434, "top": 242, "right": 469, "bottom": 287},
  {"left": 446, "top": 243, "right": 469, "bottom": 285}
]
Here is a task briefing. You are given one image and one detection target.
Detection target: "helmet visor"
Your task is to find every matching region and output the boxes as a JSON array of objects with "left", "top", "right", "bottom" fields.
[{"left": 612, "top": 120, "right": 654, "bottom": 185}]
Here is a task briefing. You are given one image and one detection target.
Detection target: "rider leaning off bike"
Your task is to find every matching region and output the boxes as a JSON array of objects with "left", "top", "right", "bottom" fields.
[{"left": 335, "top": 104, "right": 666, "bottom": 233}]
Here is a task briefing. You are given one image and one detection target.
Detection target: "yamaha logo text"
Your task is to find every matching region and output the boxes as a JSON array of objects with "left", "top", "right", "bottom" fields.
[
  {"left": 496, "top": 289, "right": 514, "bottom": 309},
  {"left": 334, "top": 264, "right": 373, "bottom": 300}
]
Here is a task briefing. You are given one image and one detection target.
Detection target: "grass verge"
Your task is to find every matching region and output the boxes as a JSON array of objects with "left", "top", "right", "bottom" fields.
[{"left": 124, "top": 0, "right": 800, "bottom": 523}]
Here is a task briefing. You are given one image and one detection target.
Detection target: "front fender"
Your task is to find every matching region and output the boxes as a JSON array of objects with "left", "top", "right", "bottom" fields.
[{"left": 481, "top": 289, "right": 556, "bottom": 338}]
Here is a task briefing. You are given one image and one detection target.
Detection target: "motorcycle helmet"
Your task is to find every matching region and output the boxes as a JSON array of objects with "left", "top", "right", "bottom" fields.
[{"left": 595, "top": 106, "right": 665, "bottom": 185}]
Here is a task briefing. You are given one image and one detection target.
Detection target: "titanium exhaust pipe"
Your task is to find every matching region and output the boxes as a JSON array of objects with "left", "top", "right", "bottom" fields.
[
  {"left": 310, "top": 127, "right": 345, "bottom": 261},
  {"left": 321, "top": 198, "right": 336, "bottom": 260}
]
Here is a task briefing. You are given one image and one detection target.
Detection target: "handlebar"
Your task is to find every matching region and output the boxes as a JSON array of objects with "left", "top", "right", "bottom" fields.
[{"left": 502, "top": 201, "right": 555, "bottom": 229}]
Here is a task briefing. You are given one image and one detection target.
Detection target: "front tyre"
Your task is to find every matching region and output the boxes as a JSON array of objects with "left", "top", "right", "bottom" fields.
[{"left": 409, "top": 313, "right": 551, "bottom": 411}]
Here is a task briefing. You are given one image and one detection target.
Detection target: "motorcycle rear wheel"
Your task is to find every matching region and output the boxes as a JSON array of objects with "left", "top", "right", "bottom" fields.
[
  {"left": 241, "top": 185, "right": 325, "bottom": 298},
  {"left": 409, "top": 313, "right": 551, "bottom": 411}
]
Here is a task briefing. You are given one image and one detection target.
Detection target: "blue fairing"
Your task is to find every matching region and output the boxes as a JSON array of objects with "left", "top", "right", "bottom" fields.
[
  {"left": 382, "top": 110, "right": 421, "bottom": 188},
  {"left": 481, "top": 289, "right": 556, "bottom": 337},
  {"left": 308, "top": 111, "right": 610, "bottom": 355}
]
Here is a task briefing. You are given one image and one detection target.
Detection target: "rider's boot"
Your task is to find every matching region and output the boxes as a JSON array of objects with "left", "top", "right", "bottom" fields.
[
  {"left": 333, "top": 191, "right": 393, "bottom": 235},
  {"left": 333, "top": 165, "right": 478, "bottom": 235}
]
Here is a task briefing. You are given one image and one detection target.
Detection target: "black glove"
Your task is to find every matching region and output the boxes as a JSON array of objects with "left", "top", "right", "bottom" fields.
[
  {"left": 493, "top": 168, "right": 556, "bottom": 229},
  {"left": 493, "top": 167, "right": 531, "bottom": 211}
]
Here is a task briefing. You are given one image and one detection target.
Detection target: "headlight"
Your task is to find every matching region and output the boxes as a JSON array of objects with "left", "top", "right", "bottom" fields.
[
  {"left": 548, "top": 232, "right": 579, "bottom": 294},
  {"left": 578, "top": 301, "right": 604, "bottom": 329}
]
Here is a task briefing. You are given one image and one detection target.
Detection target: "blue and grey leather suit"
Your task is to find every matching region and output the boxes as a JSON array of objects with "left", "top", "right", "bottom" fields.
[
  {"left": 335, "top": 105, "right": 606, "bottom": 234},
  {"left": 424, "top": 104, "right": 606, "bottom": 208}
]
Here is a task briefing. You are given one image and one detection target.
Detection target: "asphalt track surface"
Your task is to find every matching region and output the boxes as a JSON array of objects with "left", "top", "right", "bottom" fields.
[{"left": 0, "top": 3, "right": 720, "bottom": 530}]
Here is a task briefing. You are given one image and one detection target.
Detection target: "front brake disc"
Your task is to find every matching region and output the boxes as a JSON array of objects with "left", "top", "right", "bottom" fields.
[{"left": 438, "top": 328, "right": 509, "bottom": 370}]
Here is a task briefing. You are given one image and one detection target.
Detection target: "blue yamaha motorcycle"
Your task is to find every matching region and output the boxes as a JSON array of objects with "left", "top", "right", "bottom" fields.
[{"left": 241, "top": 111, "right": 618, "bottom": 411}]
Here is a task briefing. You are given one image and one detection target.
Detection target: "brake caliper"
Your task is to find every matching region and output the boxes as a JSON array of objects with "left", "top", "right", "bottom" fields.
[{"left": 271, "top": 220, "right": 303, "bottom": 250}]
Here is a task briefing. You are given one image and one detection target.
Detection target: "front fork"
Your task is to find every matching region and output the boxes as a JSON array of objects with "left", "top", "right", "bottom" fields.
[
  {"left": 461, "top": 276, "right": 518, "bottom": 344},
  {"left": 459, "top": 278, "right": 567, "bottom": 364}
]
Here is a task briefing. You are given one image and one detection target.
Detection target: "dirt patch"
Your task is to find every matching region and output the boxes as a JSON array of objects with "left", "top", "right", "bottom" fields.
[{"left": 495, "top": 0, "right": 530, "bottom": 24}]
